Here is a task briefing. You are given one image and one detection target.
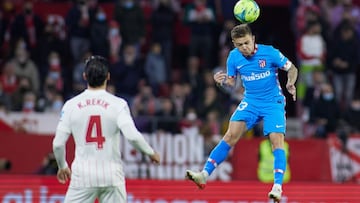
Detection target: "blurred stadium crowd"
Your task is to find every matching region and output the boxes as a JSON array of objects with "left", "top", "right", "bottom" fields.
[
  {"left": 292, "top": 0, "right": 360, "bottom": 138},
  {"left": 0, "top": 0, "right": 359, "bottom": 141}
]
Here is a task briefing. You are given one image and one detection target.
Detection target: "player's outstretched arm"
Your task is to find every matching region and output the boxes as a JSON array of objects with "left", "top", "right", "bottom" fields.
[
  {"left": 121, "top": 123, "right": 160, "bottom": 164},
  {"left": 117, "top": 104, "right": 161, "bottom": 164},
  {"left": 286, "top": 64, "right": 298, "bottom": 101}
]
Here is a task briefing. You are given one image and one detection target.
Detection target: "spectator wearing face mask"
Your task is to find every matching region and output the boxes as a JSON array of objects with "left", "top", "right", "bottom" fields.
[
  {"left": 21, "top": 91, "right": 37, "bottom": 113},
  {"left": 51, "top": 93, "right": 64, "bottom": 113},
  {"left": 109, "top": 44, "right": 146, "bottom": 105},
  {"left": 309, "top": 83, "right": 340, "bottom": 138},
  {"left": 38, "top": 14, "right": 69, "bottom": 69},
  {"left": 37, "top": 77, "right": 64, "bottom": 113},
  {"left": 10, "top": 76, "right": 33, "bottom": 111},
  {"left": 10, "top": 1, "right": 44, "bottom": 64},
  {"left": 90, "top": 7, "right": 109, "bottom": 57},
  {"left": 65, "top": 0, "right": 92, "bottom": 63},
  {"left": 113, "top": 0, "right": 146, "bottom": 58},
  {"left": 42, "top": 51, "right": 63, "bottom": 94},
  {"left": 108, "top": 20, "right": 122, "bottom": 63}
]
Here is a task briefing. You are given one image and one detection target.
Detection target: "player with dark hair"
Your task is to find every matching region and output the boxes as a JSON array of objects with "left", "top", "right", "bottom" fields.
[
  {"left": 53, "top": 55, "right": 160, "bottom": 203},
  {"left": 186, "top": 24, "right": 298, "bottom": 202}
]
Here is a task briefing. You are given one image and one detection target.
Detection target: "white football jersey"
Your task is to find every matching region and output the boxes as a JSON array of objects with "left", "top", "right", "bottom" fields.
[{"left": 55, "top": 89, "right": 139, "bottom": 188}]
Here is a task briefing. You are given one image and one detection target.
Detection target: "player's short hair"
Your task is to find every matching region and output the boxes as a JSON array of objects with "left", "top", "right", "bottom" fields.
[
  {"left": 84, "top": 55, "right": 109, "bottom": 88},
  {"left": 231, "top": 24, "right": 253, "bottom": 39}
]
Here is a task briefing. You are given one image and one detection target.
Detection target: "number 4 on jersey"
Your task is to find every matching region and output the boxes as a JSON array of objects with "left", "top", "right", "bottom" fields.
[{"left": 86, "top": 115, "right": 105, "bottom": 149}]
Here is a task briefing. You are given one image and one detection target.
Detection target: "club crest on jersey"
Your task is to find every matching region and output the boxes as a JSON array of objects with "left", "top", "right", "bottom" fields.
[{"left": 258, "top": 59, "right": 266, "bottom": 68}]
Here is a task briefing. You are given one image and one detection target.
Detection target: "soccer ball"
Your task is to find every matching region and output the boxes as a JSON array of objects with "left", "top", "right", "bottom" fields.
[{"left": 233, "top": 0, "right": 260, "bottom": 24}]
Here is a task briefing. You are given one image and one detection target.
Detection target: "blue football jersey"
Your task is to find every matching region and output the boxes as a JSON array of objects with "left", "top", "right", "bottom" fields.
[{"left": 227, "top": 44, "right": 290, "bottom": 101}]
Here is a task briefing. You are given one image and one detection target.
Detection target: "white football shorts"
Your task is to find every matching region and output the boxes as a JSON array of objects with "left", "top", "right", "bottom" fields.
[{"left": 64, "top": 185, "right": 126, "bottom": 203}]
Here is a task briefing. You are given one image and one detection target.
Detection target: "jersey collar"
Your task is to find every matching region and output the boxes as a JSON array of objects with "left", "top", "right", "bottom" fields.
[
  {"left": 250, "top": 44, "right": 258, "bottom": 56},
  {"left": 85, "top": 89, "right": 107, "bottom": 94}
]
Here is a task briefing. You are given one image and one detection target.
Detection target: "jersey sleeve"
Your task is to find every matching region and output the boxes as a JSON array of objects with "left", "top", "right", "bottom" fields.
[
  {"left": 56, "top": 101, "right": 72, "bottom": 134},
  {"left": 53, "top": 130, "right": 70, "bottom": 169},
  {"left": 53, "top": 102, "right": 71, "bottom": 169},
  {"left": 272, "top": 47, "right": 292, "bottom": 71},
  {"left": 226, "top": 52, "right": 237, "bottom": 78},
  {"left": 116, "top": 103, "right": 155, "bottom": 155},
  {"left": 116, "top": 104, "right": 134, "bottom": 127}
]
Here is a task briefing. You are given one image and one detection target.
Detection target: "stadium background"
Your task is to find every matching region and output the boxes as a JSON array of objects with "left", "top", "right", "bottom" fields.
[{"left": 1, "top": 0, "right": 360, "bottom": 202}]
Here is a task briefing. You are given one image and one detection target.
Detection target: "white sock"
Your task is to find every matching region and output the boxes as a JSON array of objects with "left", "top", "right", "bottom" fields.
[
  {"left": 274, "top": 183, "right": 282, "bottom": 189},
  {"left": 201, "top": 170, "right": 209, "bottom": 178}
]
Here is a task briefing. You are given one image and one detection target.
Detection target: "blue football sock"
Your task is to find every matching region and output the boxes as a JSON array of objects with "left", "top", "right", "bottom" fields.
[
  {"left": 273, "top": 148, "right": 286, "bottom": 185},
  {"left": 203, "top": 140, "right": 231, "bottom": 176}
]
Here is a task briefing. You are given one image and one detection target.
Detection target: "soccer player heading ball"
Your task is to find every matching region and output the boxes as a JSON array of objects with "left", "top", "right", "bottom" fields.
[
  {"left": 186, "top": 24, "right": 298, "bottom": 203},
  {"left": 53, "top": 55, "right": 160, "bottom": 202}
]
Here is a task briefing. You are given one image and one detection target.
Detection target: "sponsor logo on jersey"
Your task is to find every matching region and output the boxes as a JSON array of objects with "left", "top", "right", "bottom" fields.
[
  {"left": 258, "top": 59, "right": 266, "bottom": 68},
  {"left": 241, "top": 70, "right": 270, "bottom": 81}
]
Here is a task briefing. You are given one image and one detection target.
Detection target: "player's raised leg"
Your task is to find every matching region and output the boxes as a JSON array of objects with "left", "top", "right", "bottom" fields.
[
  {"left": 186, "top": 121, "right": 246, "bottom": 189},
  {"left": 268, "top": 133, "right": 286, "bottom": 202}
]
